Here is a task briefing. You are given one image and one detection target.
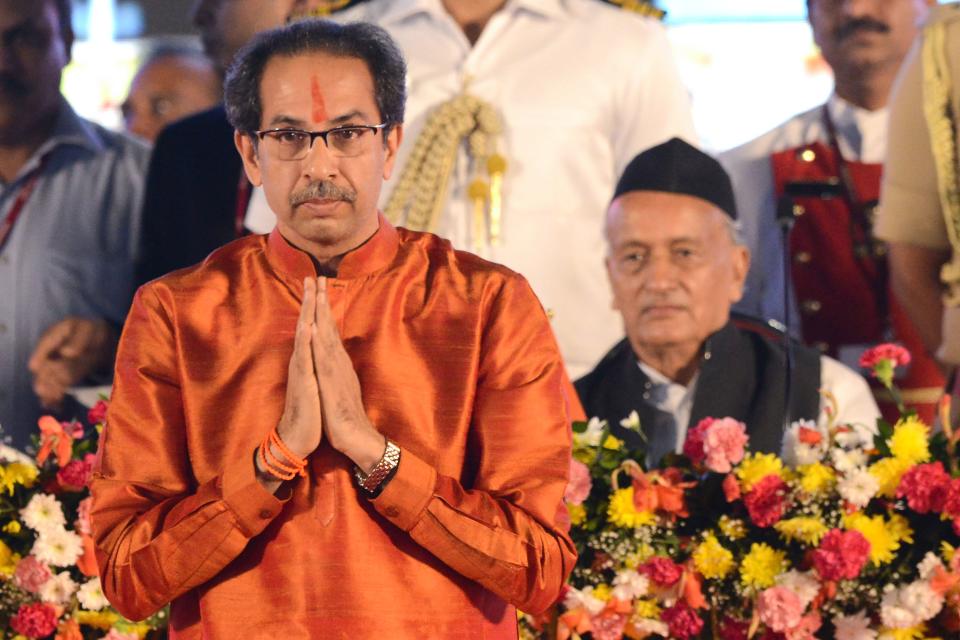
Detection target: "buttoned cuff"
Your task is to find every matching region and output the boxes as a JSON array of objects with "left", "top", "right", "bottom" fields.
[
  {"left": 372, "top": 447, "right": 436, "bottom": 531},
  {"left": 220, "top": 448, "right": 289, "bottom": 537}
]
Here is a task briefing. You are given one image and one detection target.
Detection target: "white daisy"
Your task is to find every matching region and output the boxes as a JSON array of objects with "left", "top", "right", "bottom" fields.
[
  {"left": 20, "top": 493, "right": 66, "bottom": 533},
  {"left": 775, "top": 570, "right": 820, "bottom": 608},
  {"left": 917, "top": 553, "right": 944, "bottom": 580},
  {"left": 77, "top": 577, "right": 109, "bottom": 611},
  {"left": 39, "top": 570, "right": 77, "bottom": 604},
  {"left": 781, "top": 419, "right": 828, "bottom": 466},
  {"left": 831, "top": 447, "right": 868, "bottom": 474},
  {"left": 880, "top": 584, "right": 924, "bottom": 629},
  {"left": 833, "top": 610, "right": 877, "bottom": 640},
  {"left": 563, "top": 585, "right": 606, "bottom": 616},
  {"left": 32, "top": 527, "right": 83, "bottom": 567},
  {"left": 837, "top": 468, "right": 879, "bottom": 508},
  {"left": 900, "top": 581, "right": 943, "bottom": 622},
  {"left": 574, "top": 417, "right": 607, "bottom": 448}
]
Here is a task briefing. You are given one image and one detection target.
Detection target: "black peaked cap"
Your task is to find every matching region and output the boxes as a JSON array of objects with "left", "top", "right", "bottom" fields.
[{"left": 613, "top": 137, "right": 738, "bottom": 220}]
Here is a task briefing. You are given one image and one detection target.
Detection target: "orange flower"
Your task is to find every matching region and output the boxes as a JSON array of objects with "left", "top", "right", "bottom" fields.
[
  {"left": 557, "top": 609, "right": 591, "bottom": 640},
  {"left": 681, "top": 569, "right": 707, "bottom": 609},
  {"left": 55, "top": 618, "right": 82, "bottom": 640},
  {"left": 631, "top": 468, "right": 694, "bottom": 518},
  {"left": 36, "top": 417, "right": 76, "bottom": 467}
]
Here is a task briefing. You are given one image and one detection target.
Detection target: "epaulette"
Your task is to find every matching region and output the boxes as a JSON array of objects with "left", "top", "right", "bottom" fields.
[
  {"left": 601, "top": 0, "right": 666, "bottom": 21},
  {"left": 289, "top": 0, "right": 369, "bottom": 19},
  {"left": 925, "top": 2, "right": 960, "bottom": 28}
]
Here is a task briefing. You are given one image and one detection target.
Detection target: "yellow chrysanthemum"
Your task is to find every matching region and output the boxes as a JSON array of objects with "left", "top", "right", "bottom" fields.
[
  {"left": 2, "top": 520, "right": 20, "bottom": 534},
  {"left": 607, "top": 488, "right": 656, "bottom": 528},
  {"left": 0, "top": 462, "right": 38, "bottom": 495},
  {"left": 878, "top": 624, "right": 927, "bottom": 640},
  {"left": 736, "top": 453, "right": 785, "bottom": 491},
  {"left": 692, "top": 534, "right": 734, "bottom": 579},
  {"left": 633, "top": 598, "right": 661, "bottom": 619},
  {"left": 888, "top": 417, "right": 931, "bottom": 465},
  {"left": 593, "top": 584, "right": 613, "bottom": 601},
  {"left": 870, "top": 457, "right": 912, "bottom": 498},
  {"left": 74, "top": 610, "right": 120, "bottom": 630},
  {"left": 775, "top": 517, "right": 830, "bottom": 546},
  {"left": 887, "top": 513, "right": 914, "bottom": 545},
  {"left": 845, "top": 513, "right": 900, "bottom": 565},
  {"left": 567, "top": 503, "right": 586, "bottom": 526},
  {"left": 719, "top": 515, "right": 746, "bottom": 540},
  {"left": 0, "top": 540, "right": 19, "bottom": 577},
  {"left": 798, "top": 463, "right": 835, "bottom": 494},
  {"left": 603, "top": 434, "right": 623, "bottom": 450},
  {"left": 739, "top": 543, "right": 788, "bottom": 589},
  {"left": 942, "top": 542, "right": 956, "bottom": 564}
]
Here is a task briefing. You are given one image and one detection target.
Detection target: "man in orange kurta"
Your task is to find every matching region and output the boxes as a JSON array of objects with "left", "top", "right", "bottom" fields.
[{"left": 90, "top": 20, "right": 575, "bottom": 638}]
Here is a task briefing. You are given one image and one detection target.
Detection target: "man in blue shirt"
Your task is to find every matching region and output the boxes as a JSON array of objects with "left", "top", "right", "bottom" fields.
[{"left": 0, "top": 0, "right": 149, "bottom": 447}]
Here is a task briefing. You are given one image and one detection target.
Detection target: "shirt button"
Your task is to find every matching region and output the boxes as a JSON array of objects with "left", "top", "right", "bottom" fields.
[
  {"left": 794, "top": 251, "right": 812, "bottom": 264},
  {"left": 258, "top": 509, "right": 273, "bottom": 519},
  {"left": 800, "top": 299, "right": 822, "bottom": 315},
  {"left": 384, "top": 506, "right": 400, "bottom": 518}
]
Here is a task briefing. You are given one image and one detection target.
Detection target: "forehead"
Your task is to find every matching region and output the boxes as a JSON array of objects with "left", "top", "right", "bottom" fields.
[
  {"left": 0, "top": 0, "right": 55, "bottom": 31},
  {"left": 258, "top": 52, "right": 376, "bottom": 123},
  {"left": 607, "top": 191, "right": 727, "bottom": 246}
]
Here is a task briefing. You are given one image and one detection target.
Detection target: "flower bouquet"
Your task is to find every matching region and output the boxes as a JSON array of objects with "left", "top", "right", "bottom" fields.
[
  {"left": 0, "top": 401, "right": 167, "bottom": 639},
  {"left": 521, "top": 344, "right": 960, "bottom": 639}
]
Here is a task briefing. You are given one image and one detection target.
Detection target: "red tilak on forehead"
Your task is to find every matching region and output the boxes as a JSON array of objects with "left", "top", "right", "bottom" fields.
[{"left": 310, "top": 76, "right": 328, "bottom": 123}]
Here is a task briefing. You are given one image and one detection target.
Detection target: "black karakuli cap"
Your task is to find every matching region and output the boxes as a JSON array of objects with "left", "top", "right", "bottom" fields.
[{"left": 613, "top": 137, "right": 738, "bottom": 220}]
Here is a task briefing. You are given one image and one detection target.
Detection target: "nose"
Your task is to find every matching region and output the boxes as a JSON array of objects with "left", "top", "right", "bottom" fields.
[
  {"left": 642, "top": 256, "right": 679, "bottom": 293},
  {"left": 302, "top": 135, "right": 339, "bottom": 180},
  {"left": 838, "top": 0, "right": 876, "bottom": 18}
]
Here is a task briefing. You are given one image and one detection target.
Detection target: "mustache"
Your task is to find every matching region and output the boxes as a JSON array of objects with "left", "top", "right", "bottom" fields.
[
  {"left": 0, "top": 74, "right": 28, "bottom": 96},
  {"left": 289, "top": 180, "right": 357, "bottom": 207},
  {"left": 835, "top": 18, "right": 890, "bottom": 41}
]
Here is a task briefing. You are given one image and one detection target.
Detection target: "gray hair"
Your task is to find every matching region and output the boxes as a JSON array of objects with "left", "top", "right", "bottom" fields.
[{"left": 224, "top": 19, "right": 406, "bottom": 135}]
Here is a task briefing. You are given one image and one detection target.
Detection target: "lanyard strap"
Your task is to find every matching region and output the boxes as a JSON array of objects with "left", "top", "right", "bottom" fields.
[
  {"left": 0, "top": 159, "right": 46, "bottom": 253},
  {"left": 820, "top": 104, "right": 890, "bottom": 331}
]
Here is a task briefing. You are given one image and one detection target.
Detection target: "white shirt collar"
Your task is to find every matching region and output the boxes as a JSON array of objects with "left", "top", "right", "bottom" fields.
[
  {"left": 826, "top": 93, "right": 888, "bottom": 163},
  {"left": 377, "top": 0, "right": 566, "bottom": 25}
]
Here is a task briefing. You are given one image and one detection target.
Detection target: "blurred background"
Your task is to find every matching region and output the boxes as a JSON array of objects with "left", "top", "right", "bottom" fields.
[{"left": 66, "top": 0, "right": 830, "bottom": 150}]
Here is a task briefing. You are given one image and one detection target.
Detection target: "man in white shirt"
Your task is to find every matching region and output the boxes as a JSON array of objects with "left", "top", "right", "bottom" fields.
[
  {"left": 334, "top": 0, "right": 697, "bottom": 377},
  {"left": 577, "top": 139, "right": 879, "bottom": 466},
  {"left": 720, "top": 0, "right": 941, "bottom": 424}
]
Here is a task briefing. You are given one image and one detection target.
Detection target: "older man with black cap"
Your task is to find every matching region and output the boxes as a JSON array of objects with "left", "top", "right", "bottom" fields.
[{"left": 576, "top": 138, "right": 879, "bottom": 466}]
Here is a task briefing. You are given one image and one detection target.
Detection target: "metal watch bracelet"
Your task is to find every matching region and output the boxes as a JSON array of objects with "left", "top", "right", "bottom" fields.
[{"left": 354, "top": 438, "right": 400, "bottom": 495}]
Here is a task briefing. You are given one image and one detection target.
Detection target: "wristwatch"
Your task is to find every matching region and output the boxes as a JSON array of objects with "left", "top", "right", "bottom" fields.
[{"left": 354, "top": 439, "right": 401, "bottom": 497}]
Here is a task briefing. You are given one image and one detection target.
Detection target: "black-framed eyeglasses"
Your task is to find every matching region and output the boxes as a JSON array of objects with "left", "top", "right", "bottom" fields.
[{"left": 254, "top": 123, "right": 390, "bottom": 160}]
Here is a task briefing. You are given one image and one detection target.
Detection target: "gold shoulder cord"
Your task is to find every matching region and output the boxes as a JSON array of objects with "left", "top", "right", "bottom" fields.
[
  {"left": 383, "top": 93, "right": 506, "bottom": 253},
  {"left": 607, "top": 0, "right": 666, "bottom": 20},
  {"left": 295, "top": 0, "right": 352, "bottom": 17},
  {"left": 922, "top": 21, "right": 960, "bottom": 305}
]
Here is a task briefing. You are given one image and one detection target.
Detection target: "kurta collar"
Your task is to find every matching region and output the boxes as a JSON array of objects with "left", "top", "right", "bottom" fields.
[
  {"left": 266, "top": 213, "right": 400, "bottom": 283},
  {"left": 825, "top": 93, "right": 888, "bottom": 164}
]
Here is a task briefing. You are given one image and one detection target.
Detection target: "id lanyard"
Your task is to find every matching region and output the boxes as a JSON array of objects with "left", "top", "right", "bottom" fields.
[{"left": 0, "top": 159, "right": 46, "bottom": 253}]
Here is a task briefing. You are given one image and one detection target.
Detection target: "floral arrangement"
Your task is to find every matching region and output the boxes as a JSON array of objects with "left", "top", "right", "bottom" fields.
[
  {"left": 521, "top": 344, "right": 960, "bottom": 639},
  {"left": 0, "top": 401, "right": 167, "bottom": 639}
]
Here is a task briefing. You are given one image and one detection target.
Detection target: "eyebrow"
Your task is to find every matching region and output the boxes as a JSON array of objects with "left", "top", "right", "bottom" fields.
[{"left": 266, "top": 109, "right": 371, "bottom": 129}]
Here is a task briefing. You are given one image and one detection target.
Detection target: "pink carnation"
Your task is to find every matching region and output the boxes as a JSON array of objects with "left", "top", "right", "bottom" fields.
[
  {"left": 639, "top": 556, "right": 683, "bottom": 586},
  {"left": 859, "top": 343, "right": 911, "bottom": 369},
  {"left": 87, "top": 399, "right": 109, "bottom": 426},
  {"left": 661, "top": 602, "right": 704, "bottom": 640},
  {"left": 812, "top": 529, "right": 870, "bottom": 581},
  {"left": 564, "top": 459, "right": 592, "bottom": 506},
  {"left": 56, "top": 453, "right": 95, "bottom": 491},
  {"left": 757, "top": 586, "right": 804, "bottom": 632},
  {"left": 943, "top": 478, "right": 960, "bottom": 518},
  {"left": 590, "top": 613, "right": 628, "bottom": 640},
  {"left": 75, "top": 497, "right": 93, "bottom": 536},
  {"left": 786, "top": 612, "right": 821, "bottom": 640},
  {"left": 14, "top": 555, "right": 53, "bottom": 594},
  {"left": 683, "top": 417, "right": 714, "bottom": 464},
  {"left": 896, "top": 462, "right": 951, "bottom": 513},
  {"left": 10, "top": 602, "right": 58, "bottom": 638},
  {"left": 744, "top": 474, "right": 787, "bottom": 527},
  {"left": 702, "top": 418, "right": 749, "bottom": 473}
]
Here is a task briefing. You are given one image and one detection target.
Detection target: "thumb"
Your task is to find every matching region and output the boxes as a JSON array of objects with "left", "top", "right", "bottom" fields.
[{"left": 28, "top": 320, "right": 76, "bottom": 372}]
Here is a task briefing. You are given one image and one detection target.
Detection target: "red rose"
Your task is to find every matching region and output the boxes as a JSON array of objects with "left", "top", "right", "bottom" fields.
[
  {"left": 896, "top": 462, "right": 952, "bottom": 514},
  {"left": 87, "top": 399, "right": 109, "bottom": 426},
  {"left": 683, "top": 417, "right": 714, "bottom": 464},
  {"left": 639, "top": 556, "right": 683, "bottom": 586},
  {"left": 743, "top": 474, "right": 787, "bottom": 527},
  {"left": 661, "top": 602, "right": 705, "bottom": 640},
  {"left": 812, "top": 529, "right": 870, "bottom": 581},
  {"left": 10, "top": 602, "right": 58, "bottom": 638}
]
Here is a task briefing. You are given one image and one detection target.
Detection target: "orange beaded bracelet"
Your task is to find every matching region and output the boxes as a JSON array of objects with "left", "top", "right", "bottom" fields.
[{"left": 258, "top": 430, "right": 308, "bottom": 481}]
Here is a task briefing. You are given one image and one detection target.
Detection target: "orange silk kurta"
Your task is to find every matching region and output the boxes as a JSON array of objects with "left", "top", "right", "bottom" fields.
[{"left": 90, "top": 217, "right": 577, "bottom": 639}]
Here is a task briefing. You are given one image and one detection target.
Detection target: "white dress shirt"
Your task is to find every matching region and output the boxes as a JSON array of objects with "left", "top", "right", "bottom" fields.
[
  {"left": 719, "top": 94, "right": 889, "bottom": 331},
  {"left": 336, "top": 0, "right": 697, "bottom": 376}
]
